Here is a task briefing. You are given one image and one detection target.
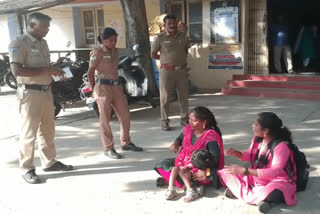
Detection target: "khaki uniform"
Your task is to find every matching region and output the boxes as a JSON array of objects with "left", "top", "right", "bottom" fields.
[
  {"left": 90, "top": 46, "right": 131, "bottom": 150},
  {"left": 8, "top": 32, "right": 56, "bottom": 171},
  {"left": 151, "top": 31, "right": 189, "bottom": 123}
]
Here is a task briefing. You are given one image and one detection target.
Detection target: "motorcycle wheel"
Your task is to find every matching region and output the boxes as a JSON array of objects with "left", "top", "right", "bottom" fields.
[
  {"left": 5, "top": 72, "right": 17, "bottom": 89},
  {"left": 54, "top": 101, "right": 62, "bottom": 117}
]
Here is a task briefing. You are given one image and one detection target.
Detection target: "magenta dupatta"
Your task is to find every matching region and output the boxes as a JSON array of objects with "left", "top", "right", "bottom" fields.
[{"left": 174, "top": 124, "right": 224, "bottom": 169}]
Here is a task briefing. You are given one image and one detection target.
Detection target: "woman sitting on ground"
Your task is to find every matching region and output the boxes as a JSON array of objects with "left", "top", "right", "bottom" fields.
[
  {"left": 154, "top": 106, "right": 224, "bottom": 201},
  {"left": 218, "top": 112, "right": 296, "bottom": 213}
]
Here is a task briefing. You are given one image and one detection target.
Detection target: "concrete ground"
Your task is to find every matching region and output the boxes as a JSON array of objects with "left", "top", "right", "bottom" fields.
[{"left": 0, "top": 85, "right": 320, "bottom": 214}]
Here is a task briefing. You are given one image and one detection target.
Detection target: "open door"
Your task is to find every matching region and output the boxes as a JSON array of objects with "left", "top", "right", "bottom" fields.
[{"left": 246, "top": 0, "right": 269, "bottom": 74}]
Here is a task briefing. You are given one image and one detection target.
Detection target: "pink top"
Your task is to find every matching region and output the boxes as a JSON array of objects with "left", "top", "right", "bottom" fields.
[{"left": 241, "top": 139, "right": 291, "bottom": 179}]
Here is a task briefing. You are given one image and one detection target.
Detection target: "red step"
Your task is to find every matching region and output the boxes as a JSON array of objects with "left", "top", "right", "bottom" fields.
[
  {"left": 233, "top": 74, "right": 320, "bottom": 82},
  {"left": 222, "top": 87, "right": 320, "bottom": 101},
  {"left": 228, "top": 80, "right": 320, "bottom": 90},
  {"left": 222, "top": 74, "right": 320, "bottom": 101}
]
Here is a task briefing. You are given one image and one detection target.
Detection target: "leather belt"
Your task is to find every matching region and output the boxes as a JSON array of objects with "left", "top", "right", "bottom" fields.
[
  {"left": 18, "top": 84, "right": 50, "bottom": 92},
  {"left": 96, "top": 78, "right": 120, "bottom": 86},
  {"left": 161, "top": 64, "right": 186, "bottom": 71}
]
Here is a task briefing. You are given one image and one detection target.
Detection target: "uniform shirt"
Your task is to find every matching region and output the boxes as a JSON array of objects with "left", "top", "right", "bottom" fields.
[
  {"left": 151, "top": 31, "right": 189, "bottom": 66},
  {"left": 8, "top": 32, "right": 51, "bottom": 85},
  {"left": 89, "top": 46, "right": 119, "bottom": 80}
]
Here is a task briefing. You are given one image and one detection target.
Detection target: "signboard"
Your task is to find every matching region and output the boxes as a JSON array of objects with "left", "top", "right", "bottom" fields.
[
  {"left": 210, "top": 0, "right": 240, "bottom": 44},
  {"left": 212, "top": 7, "right": 239, "bottom": 44},
  {"left": 208, "top": 51, "right": 243, "bottom": 70}
]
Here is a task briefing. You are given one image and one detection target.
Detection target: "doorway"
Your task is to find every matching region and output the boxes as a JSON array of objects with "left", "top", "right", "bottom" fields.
[{"left": 267, "top": 0, "right": 320, "bottom": 74}]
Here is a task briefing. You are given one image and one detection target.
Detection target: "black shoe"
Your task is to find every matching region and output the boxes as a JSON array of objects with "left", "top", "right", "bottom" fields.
[
  {"left": 258, "top": 202, "right": 272, "bottom": 213},
  {"left": 104, "top": 149, "right": 123, "bottom": 159},
  {"left": 122, "top": 142, "right": 143, "bottom": 152},
  {"left": 43, "top": 161, "right": 73, "bottom": 172},
  {"left": 23, "top": 169, "right": 41, "bottom": 184},
  {"left": 161, "top": 122, "right": 171, "bottom": 131}
]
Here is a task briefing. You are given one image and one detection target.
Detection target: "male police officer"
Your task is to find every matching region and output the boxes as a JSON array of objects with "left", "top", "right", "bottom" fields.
[
  {"left": 9, "top": 12, "right": 73, "bottom": 184},
  {"left": 151, "top": 15, "right": 190, "bottom": 131}
]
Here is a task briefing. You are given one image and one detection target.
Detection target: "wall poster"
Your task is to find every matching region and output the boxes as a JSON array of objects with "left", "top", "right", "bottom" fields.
[
  {"left": 208, "top": 45, "right": 243, "bottom": 70},
  {"left": 211, "top": 0, "right": 240, "bottom": 44}
]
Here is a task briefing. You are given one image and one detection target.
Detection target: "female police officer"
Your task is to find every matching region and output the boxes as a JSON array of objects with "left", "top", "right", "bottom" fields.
[{"left": 87, "top": 27, "right": 143, "bottom": 159}]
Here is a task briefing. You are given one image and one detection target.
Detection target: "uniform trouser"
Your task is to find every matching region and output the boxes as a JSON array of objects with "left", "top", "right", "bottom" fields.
[
  {"left": 94, "top": 85, "right": 130, "bottom": 150},
  {"left": 159, "top": 68, "right": 189, "bottom": 123},
  {"left": 18, "top": 88, "right": 56, "bottom": 171},
  {"left": 273, "top": 45, "right": 293, "bottom": 73}
]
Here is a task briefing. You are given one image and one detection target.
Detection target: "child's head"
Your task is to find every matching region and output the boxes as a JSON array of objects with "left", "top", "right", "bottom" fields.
[
  {"left": 191, "top": 150, "right": 217, "bottom": 170},
  {"left": 97, "top": 27, "right": 118, "bottom": 49}
]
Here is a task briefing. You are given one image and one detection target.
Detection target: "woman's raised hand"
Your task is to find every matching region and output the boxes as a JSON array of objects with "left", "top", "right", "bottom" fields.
[{"left": 224, "top": 148, "right": 237, "bottom": 156}]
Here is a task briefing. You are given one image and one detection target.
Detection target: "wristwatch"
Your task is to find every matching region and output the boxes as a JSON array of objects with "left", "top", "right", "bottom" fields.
[{"left": 243, "top": 167, "right": 249, "bottom": 175}]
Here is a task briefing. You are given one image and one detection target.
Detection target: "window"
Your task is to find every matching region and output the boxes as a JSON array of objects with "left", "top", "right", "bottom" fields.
[
  {"left": 188, "top": 1, "right": 202, "bottom": 43},
  {"left": 81, "top": 8, "right": 104, "bottom": 47}
]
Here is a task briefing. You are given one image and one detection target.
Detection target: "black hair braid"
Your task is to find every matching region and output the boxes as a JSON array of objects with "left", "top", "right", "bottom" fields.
[
  {"left": 257, "top": 112, "right": 293, "bottom": 144},
  {"left": 279, "top": 126, "right": 293, "bottom": 144}
]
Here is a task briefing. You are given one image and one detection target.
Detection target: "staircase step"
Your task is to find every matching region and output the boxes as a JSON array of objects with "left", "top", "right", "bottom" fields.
[
  {"left": 222, "top": 86, "right": 320, "bottom": 101},
  {"left": 233, "top": 74, "right": 320, "bottom": 82},
  {"left": 228, "top": 80, "right": 320, "bottom": 90}
]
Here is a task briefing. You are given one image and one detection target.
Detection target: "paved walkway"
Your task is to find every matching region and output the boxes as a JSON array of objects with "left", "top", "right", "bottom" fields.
[{"left": 0, "top": 86, "right": 319, "bottom": 214}]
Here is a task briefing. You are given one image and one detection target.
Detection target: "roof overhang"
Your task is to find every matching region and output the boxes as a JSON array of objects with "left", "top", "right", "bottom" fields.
[{"left": 0, "top": 0, "right": 74, "bottom": 15}]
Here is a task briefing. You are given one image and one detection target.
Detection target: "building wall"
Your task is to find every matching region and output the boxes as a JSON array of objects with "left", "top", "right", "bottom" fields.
[
  {"left": 146, "top": 0, "right": 161, "bottom": 22},
  {"left": 102, "top": 2, "right": 126, "bottom": 48},
  {"left": 1, "top": 0, "right": 160, "bottom": 59},
  {"left": 184, "top": 0, "right": 247, "bottom": 89},
  {"left": 0, "top": 15, "right": 11, "bottom": 52},
  {"left": 41, "top": 7, "right": 76, "bottom": 51}
]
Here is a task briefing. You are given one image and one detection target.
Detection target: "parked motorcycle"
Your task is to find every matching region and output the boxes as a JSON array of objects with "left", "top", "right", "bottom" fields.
[
  {"left": 0, "top": 54, "right": 8, "bottom": 86},
  {"left": 0, "top": 54, "right": 18, "bottom": 89},
  {"left": 52, "top": 53, "right": 89, "bottom": 117},
  {"left": 80, "top": 44, "right": 156, "bottom": 117},
  {"left": 5, "top": 70, "right": 17, "bottom": 90}
]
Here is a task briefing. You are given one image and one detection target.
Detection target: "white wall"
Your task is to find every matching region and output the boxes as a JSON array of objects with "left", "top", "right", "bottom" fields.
[
  {"left": 185, "top": 0, "right": 246, "bottom": 89},
  {"left": 41, "top": 8, "right": 76, "bottom": 51},
  {"left": 0, "top": 15, "right": 11, "bottom": 52}
]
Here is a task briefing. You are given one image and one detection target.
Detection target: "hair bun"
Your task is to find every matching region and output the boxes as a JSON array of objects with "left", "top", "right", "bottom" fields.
[{"left": 100, "top": 27, "right": 118, "bottom": 40}]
